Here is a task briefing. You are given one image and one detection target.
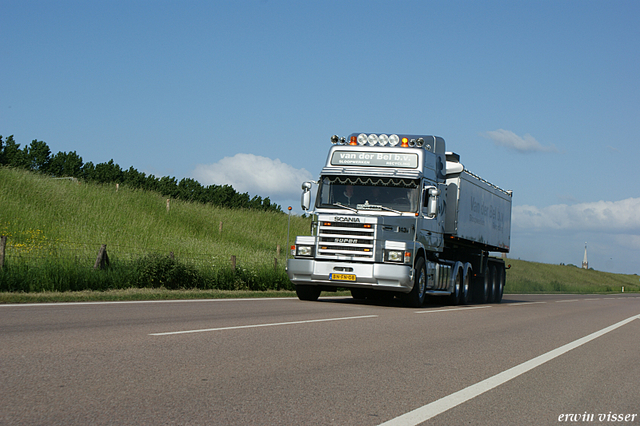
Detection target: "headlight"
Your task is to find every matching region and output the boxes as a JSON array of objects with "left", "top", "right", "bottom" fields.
[
  {"left": 296, "top": 246, "right": 314, "bottom": 257},
  {"left": 387, "top": 250, "right": 403, "bottom": 262},
  {"left": 385, "top": 250, "right": 411, "bottom": 263},
  {"left": 367, "top": 134, "right": 379, "bottom": 146}
]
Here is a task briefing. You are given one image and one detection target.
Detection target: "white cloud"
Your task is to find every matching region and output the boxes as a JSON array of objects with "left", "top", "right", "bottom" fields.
[
  {"left": 513, "top": 198, "right": 640, "bottom": 232},
  {"left": 482, "top": 129, "right": 558, "bottom": 153},
  {"left": 191, "top": 153, "right": 313, "bottom": 200},
  {"left": 510, "top": 198, "right": 640, "bottom": 274}
]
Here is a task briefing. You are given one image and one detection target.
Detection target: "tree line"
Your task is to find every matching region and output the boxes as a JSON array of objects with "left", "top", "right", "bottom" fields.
[{"left": 0, "top": 135, "right": 282, "bottom": 212}]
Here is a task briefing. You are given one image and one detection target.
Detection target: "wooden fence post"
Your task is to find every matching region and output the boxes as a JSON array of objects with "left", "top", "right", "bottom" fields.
[
  {"left": 230, "top": 255, "right": 236, "bottom": 271},
  {"left": 219, "top": 221, "right": 223, "bottom": 234},
  {"left": 276, "top": 244, "right": 281, "bottom": 257},
  {"left": 94, "top": 244, "right": 110, "bottom": 270},
  {"left": 166, "top": 199, "right": 170, "bottom": 213},
  {"left": 0, "top": 235, "right": 7, "bottom": 270}
]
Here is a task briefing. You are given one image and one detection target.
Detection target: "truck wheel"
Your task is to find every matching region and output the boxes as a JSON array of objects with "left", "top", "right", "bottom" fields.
[
  {"left": 459, "top": 263, "right": 472, "bottom": 305},
  {"left": 350, "top": 288, "right": 368, "bottom": 300},
  {"left": 476, "top": 265, "right": 491, "bottom": 303},
  {"left": 494, "top": 264, "right": 505, "bottom": 303},
  {"left": 295, "top": 285, "right": 321, "bottom": 301},
  {"left": 448, "top": 265, "right": 462, "bottom": 305},
  {"left": 402, "top": 257, "right": 427, "bottom": 308},
  {"left": 487, "top": 265, "right": 497, "bottom": 303}
]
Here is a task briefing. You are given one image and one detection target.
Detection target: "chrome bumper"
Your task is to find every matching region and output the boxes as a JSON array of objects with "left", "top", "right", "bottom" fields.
[{"left": 287, "top": 258, "right": 413, "bottom": 292}]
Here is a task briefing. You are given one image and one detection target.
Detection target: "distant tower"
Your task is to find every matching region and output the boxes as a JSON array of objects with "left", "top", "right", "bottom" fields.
[{"left": 582, "top": 243, "right": 588, "bottom": 269}]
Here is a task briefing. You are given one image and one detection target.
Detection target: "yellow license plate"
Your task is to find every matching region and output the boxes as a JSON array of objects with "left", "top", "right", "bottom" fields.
[{"left": 330, "top": 273, "right": 356, "bottom": 281}]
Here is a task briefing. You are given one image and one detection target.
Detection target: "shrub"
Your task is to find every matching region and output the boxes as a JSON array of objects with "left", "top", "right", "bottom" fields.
[{"left": 134, "top": 253, "right": 200, "bottom": 289}]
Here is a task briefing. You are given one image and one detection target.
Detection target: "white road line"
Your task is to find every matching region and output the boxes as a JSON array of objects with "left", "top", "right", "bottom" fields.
[
  {"left": 555, "top": 299, "right": 580, "bottom": 303},
  {"left": 506, "top": 301, "right": 547, "bottom": 306},
  {"left": 377, "top": 312, "right": 640, "bottom": 426},
  {"left": 149, "top": 314, "right": 378, "bottom": 336},
  {"left": 414, "top": 306, "right": 491, "bottom": 314},
  {"left": 0, "top": 298, "right": 298, "bottom": 307}
]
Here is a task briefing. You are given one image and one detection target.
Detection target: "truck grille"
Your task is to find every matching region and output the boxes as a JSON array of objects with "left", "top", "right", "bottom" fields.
[{"left": 317, "top": 221, "right": 375, "bottom": 259}]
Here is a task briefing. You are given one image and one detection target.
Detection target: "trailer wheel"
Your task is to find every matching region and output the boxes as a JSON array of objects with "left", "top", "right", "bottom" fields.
[
  {"left": 476, "top": 265, "right": 491, "bottom": 304},
  {"left": 494, "top": 264, "right": 505, "bottom": 303},
  {"left": 448, "top": 264, "right": 462, "bottom": 305},
  {"left": 459, "top": 263, "right": 472, "bottom": 305},
  {"left": 487, "top": 265, "right": 497, "bottom": 303},
  {"left": 295, "top": 285, "right": 321, "bottom": 301},
  {"left": 402, "top": 257, "right": 426, "bottom": 308}
]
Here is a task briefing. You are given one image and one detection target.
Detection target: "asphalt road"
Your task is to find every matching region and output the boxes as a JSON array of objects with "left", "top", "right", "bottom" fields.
[{"left": 1, "top": 294, "right": 639, "bottom": 425}]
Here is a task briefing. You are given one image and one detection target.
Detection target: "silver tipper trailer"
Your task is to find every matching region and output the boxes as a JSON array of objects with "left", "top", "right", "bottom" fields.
[{"left": 287, "top": 133, "right": 512, "bottom": 307}]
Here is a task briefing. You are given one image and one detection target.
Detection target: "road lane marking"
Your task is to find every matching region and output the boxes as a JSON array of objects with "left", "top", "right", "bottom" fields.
[
  {"left": 414, "top": 306, "right": 491, "bottom": 314},
  {"left": 378, "top": 312, "right": 640, "bottom": 426},
  {"left": 506, "top": 301, "right": 547, "bottom": 306},
  {"left": 555, "top": 299, "right": 580, "bottom": 303},
  {"left": 0, "top": 298, "right": 300, "bottom": 307},
  {"left": 149, "top": 314, "right": 378, "bottom": 336}
]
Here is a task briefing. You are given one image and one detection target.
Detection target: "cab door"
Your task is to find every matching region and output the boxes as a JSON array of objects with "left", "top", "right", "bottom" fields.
[{"left": 417, "top": 179, "right": 445, "bottom": 252}]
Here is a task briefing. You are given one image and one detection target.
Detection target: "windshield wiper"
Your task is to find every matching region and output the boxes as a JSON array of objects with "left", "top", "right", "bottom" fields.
[
  {"left": 357, "top": 202, "right": 403, "bottom": 214},
  {"left": 377, "top": 204, "right": 403, "bottom": 214},
  {"left": 331, "top": 202, "right": 358, "bottom": 213}
]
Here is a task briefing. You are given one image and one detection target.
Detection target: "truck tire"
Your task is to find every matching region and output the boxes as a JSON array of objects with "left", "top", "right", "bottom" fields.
[
  {"left": 487, "top": 265, "right": 497, "bottom": 303},
  {"left": 448, "top": 264, "right": 462, "bottom": 305},
  {"left": 402, "top": 257, "right": 427, "bottom": 308},
  {"left": 350, "top": 288, "right": 368, "bottom": 300},
  {"left": 494, "top": 264, "right": 505, "bottom": 303},
  {"left": 459, "top": 263, "right": 472, "bottom": 305},
  {"left": 476, "top": 265, "right": 491, "bottom": 304},
  {"left": 295, "top": 285, "right": 321, "bottom": 301}
]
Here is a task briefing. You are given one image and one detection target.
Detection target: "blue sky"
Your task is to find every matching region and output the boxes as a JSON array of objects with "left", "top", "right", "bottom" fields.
[{"left": 2, "top": 1, "right": 639, "bottom": 274}]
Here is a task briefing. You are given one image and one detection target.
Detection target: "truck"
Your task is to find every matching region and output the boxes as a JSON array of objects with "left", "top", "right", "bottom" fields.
[{"left": 287, "top": 133, "right": 512, "bottom": 307}]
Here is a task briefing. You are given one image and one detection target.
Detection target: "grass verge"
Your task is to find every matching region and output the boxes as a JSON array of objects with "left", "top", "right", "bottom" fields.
[{"left": 0, "top": 288, "right": 351, "bottom": 304}]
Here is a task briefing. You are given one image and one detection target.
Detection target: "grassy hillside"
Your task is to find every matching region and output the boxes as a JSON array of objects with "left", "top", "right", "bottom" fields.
[
  {"left": 1, "top": 167, "right": 637, "bottom": 297},
  {"left": 505, "top": 258, "right": 639, "bottom": 293},
  {"left": 0, "top": 167, "right": 312, "bottom": 292}
]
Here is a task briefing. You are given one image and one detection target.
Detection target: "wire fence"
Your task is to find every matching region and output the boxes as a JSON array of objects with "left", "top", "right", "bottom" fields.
[
  {"left": 0, "top": 235, "right": 286, "bottom": 270},
  {"left": 0, "top": 235, "right": 293, "bottom": 293}
]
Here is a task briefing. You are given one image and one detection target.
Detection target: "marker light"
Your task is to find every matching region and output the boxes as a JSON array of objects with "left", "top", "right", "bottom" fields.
[
  {"left": 357, "top": 134, "right": 368, "bottom": 145},
  {"left": 416, "top": 137, "right": 425, "bottom": 147},
  {"left": 378, "top": 134, "right": 389, "bottom": 146},
  {"left": 349, "top": 136, "right": 358, "bottom": 145},
  {"left": 408, "top": 138, "right": 416, "bottom": 147},
  {"left": 401, "top": 137, "right": 409, "bottom": 147},
  {"left": 331, "top": 135, "right": 339, "bottom": 144},
  {"left": 367, "top": 134, "right": 379, "bottom": 146},
  {"left": 388, "top": 134, "right": 400, "bottom": 146},
  {"left": 340, "top": 137, "right": 346, "bottom": 145}
]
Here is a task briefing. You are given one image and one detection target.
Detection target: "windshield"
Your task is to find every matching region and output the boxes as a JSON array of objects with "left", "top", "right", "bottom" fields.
[{"left": 316, "top": 176, "right": 420, "bottom": 213}]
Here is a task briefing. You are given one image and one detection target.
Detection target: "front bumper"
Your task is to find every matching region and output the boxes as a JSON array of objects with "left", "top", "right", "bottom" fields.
[{"left": 287, "top": 258, "right": 413, "bottom": 292}]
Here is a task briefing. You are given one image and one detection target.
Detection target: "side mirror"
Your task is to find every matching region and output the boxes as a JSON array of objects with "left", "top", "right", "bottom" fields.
[
  {"left": 301, "top": 181, "right": 312, "bottom": 211},
  {"left": 425, "top": 186, "right": 440, "bottom": 218}
]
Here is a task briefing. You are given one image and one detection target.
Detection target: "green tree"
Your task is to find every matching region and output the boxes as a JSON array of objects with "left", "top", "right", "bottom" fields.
[
  {"left": 177, "top": 177, "right": 204, "bottom": 202},
  {"left": 1, "top": 135, "right": 27, "bottom": 168},
  {"left": 158, "top": 175, "right": 178, "bottom": 198},
  {"left": 82, "top": 161, "right": 96, "bottom": 181},
  {"left": 123, "top": 166, "right": 147, "bottom": 188},
  {"left": 48, "top": 151, "right": 84, "bottom": 177},
  {"left": 94, "top": 159, "right": 123, "bottom": 183},
  {"left": 25, "top": 140, "right": 51, "bottom": 172}
]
